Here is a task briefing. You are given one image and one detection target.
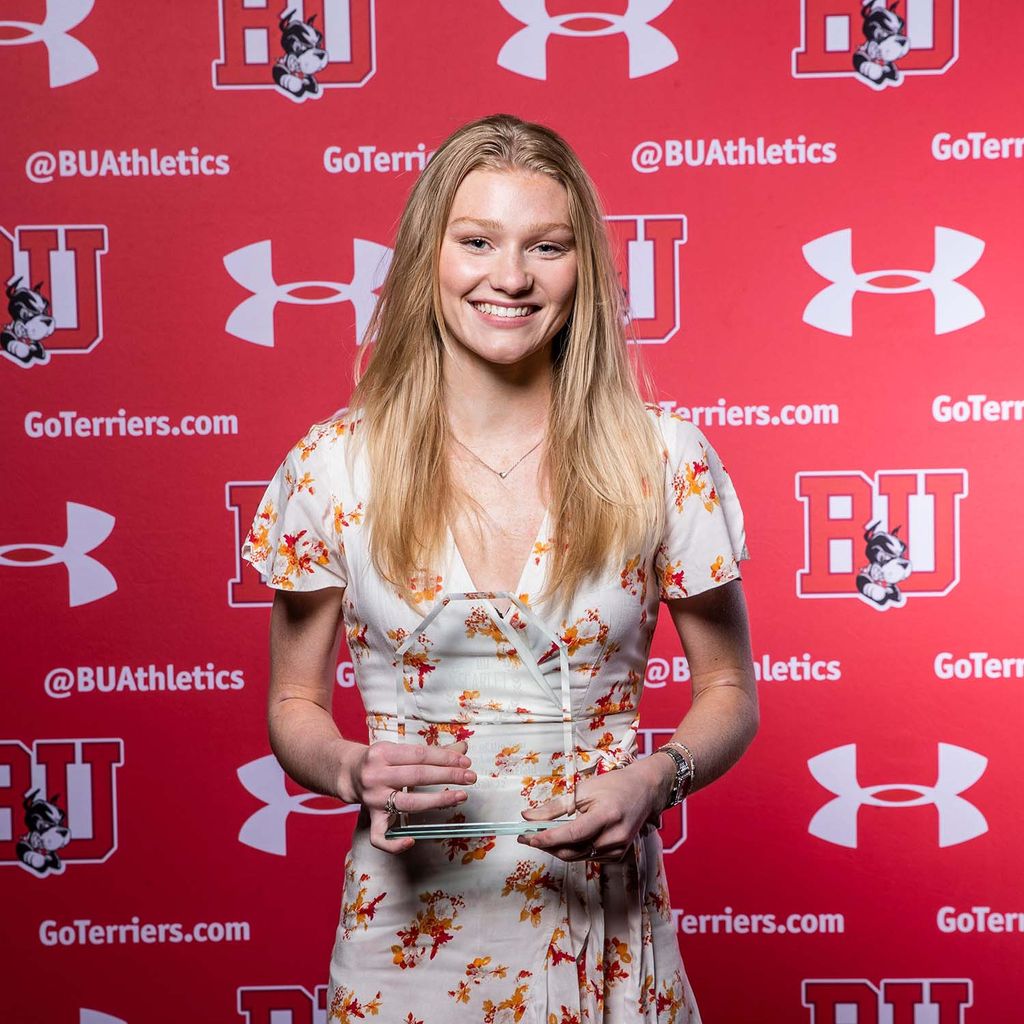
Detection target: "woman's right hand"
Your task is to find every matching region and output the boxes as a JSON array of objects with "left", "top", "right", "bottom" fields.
[{"left": 350, "top": 739, "right": 476, "bottom": 853}]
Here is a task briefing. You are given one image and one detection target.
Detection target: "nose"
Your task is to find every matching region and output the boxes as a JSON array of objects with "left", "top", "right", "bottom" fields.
[{"left": 489, "top": 248, "right": 532, "bottom": 295}]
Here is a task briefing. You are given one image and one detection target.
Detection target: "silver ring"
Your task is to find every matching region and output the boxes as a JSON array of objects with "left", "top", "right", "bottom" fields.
[{"left": 384, "top": 790, "right": 400, "bottom": 817}]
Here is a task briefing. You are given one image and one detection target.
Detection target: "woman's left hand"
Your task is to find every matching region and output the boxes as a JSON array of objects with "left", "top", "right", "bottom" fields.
[{"left": 516, "top": 755, "right": 672, "bottom": 863}]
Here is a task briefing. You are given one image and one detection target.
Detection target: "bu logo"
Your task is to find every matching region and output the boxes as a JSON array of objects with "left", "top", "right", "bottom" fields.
[
  {"left": 223, "top": 238, "right": 392, "bottom": 347},
  {"left": 497, "top": 0, "right": 678, "bottom": 80},
  {"left": 795, "top": 468, "right": 967, "bottom": 608},
  {"left": 1, "top": 225, "right": 108, "bottom": 367},
  {"left": 212, "top": 0, "right": 376, "bottom": 95},
  {"left": 803, "top": 226, "right": 984, "bottom": 336},
  {"left": 237, "top": 754, "right": 357, "bottom": 856},
  {"left": 0, "top": 502, "right": 116, "bottom": 607},
  {"left": 607, "top": 215, "right": 686, "bottom": 345},
  {"left": 803, "top": 978, "right": 973, "bottom": 1023},
  {"left": 0, "top": 738, "right": 125, "bottom": 877},
  {"left": 637, "top": 728, "right": 686, "bottom": 851},
  {"left": 237, "top": 985, "right": 328, "bottom": 1023},
  {"left": 793, "top": 0, "right": 959, "bottom": 87},
  {"left": 0, "top": 0, "right": 98, "bottom": 88},
  {"left": 808, "top": 743, "right": 988, "bottom": 849}
]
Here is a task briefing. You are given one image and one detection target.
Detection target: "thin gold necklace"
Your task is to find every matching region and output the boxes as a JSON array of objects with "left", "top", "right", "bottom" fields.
[{"left": 452, "top": 433, "right": 545, "bottom": 480}]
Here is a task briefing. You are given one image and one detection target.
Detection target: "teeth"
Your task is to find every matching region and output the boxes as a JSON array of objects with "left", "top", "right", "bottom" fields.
[{"left": 472, "top": 302, "right": 534, "bottom": 319}]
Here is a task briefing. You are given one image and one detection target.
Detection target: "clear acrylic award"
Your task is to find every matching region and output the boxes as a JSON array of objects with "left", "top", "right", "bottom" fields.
[{"left": 385, "top": 591, "right": 578, "bottom": 839}]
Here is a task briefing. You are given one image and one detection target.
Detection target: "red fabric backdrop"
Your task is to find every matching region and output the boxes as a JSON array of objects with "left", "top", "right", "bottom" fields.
[{"left": 4, "top": 1, "right": 1022, "bottom": 1020}]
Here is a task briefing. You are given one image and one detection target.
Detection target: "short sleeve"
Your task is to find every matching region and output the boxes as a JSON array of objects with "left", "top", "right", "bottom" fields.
[
  {"left": 652, "top": 413, "right": 750, "bottom": 601},
  {"left": 240, "top": 427, "right": 348, "bottom": 592}
]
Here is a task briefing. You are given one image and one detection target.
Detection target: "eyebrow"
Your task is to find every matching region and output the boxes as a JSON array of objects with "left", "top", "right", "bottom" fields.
[{"left": 448, "top": 216, "right": 573, "bottom": 234}]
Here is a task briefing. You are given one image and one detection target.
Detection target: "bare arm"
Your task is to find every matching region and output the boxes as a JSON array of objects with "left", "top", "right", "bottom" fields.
[
  {"left": 267, "top": 587, "right": 363, "bottom": 802},
  {"left": 523, "top": 576, "right": 758, "bottom": 861},
  {"left": 646, "top": 576, "right": 760, "bottom": 806},
  {"left": 266, "top": 586, "right": 477, "bottom": 853}
]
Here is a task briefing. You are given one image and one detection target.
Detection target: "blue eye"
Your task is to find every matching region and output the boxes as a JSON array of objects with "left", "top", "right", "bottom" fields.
[{"left": 462, "top": 238, "right": 489, "bottom": 250}]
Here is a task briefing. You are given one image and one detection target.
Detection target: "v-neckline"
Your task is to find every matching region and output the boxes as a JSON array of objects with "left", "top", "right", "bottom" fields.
[{"left": 446, "top": 508, "right": 550, "bottom": 620}]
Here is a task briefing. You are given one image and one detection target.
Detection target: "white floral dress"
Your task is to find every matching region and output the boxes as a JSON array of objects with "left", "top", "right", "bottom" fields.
[{"left": 241, "top": 402, "right": 750, "bottom": 1024}]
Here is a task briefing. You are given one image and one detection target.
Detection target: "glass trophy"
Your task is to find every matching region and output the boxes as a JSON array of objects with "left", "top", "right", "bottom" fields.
[{"left": 385, "top": 590, "right": 578, "bottom": 840}]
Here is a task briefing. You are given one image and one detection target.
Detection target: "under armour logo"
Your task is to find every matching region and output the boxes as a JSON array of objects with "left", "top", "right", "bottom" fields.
[
  {"left": 0, "top": 502, "right": 115, "bottom": 607},
  {"left": 80, "top": 1012, "right": 126, "bottom": 1024},
  {"left": 223, "top": 238, "right": 392, "bottom": 347},
  {"left": 803, "top": 226, "right": 985, "bottom": 336},
  {"left": 808, "top": 743, "right": 988, "bottom": 849},
  {"left": 497, "top": 0, "right": 678, "bottom": 80},
  {"left": 237, "top": 754, "right": 358, "bottom": 856},
  {"left": 0, "top": 0, "right": 99, "bottom": 88}
]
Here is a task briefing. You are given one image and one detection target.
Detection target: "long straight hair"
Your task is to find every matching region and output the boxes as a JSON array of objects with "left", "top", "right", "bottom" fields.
[{"left": 341, "top": 113, "right": 666, "bottom": 619}]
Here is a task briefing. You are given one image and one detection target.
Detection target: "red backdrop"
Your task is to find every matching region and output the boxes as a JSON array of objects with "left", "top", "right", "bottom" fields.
[{"left": 4, "top": 1, "right": 1022, "bottom": 1021}]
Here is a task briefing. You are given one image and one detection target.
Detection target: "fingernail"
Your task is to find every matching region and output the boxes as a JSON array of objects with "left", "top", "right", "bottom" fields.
[
  {"left": 459, "top": 756, "right": 471, "bottom": 767},
  {"left": 464, "top": 771, "right": 477, "bottom": 783}
]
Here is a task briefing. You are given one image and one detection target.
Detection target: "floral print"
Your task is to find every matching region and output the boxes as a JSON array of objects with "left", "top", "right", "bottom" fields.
[{"left": 243, "top": 404, "right": 749, "bottom": 1023}]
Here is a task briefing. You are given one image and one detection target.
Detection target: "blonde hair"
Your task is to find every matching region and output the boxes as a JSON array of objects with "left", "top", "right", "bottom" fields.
[{"left": 342, "top": 113, "right": 666, "bottom": 619}]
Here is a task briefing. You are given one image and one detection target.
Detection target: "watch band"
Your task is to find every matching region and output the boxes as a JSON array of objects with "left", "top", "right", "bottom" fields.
[{"left": 655, "top": 745, "right": 693, "bottom": 808}]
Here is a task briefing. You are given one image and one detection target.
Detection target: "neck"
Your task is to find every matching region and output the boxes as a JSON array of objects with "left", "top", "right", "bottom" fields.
[{"left": 442, "top": 342, "right": 554, "bottom": 444}]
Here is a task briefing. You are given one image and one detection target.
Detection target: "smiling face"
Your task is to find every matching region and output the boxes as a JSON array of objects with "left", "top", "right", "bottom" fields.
[{"left": 437, "top": 168, "right": 578, "bottom": 369}]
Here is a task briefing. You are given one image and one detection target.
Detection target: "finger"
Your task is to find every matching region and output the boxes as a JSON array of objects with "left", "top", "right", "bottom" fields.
[
  {"left": 521, "top": 794, "right": 573, "bottom": 822},
  {"left": 368, "top": 807, "right": 414, "bottom": 855},
  {"left": 387, "top": 764, "right": 477, "bottom": 789},
  {"left": 395, "top": 787, "right": 469, "bottom": 813},
  {"left": 382, "top": 741, "right": 472, "bottom": 768},
  {"left": 519, "top": 816, "right": 600, "bottom": 850}
]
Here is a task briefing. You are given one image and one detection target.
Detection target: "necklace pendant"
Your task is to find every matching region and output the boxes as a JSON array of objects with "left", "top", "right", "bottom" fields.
[{"left": 498, "top": 469, "right": 509, "bottom": 479}]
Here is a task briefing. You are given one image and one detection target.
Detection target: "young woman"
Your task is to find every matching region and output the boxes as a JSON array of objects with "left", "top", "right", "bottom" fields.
[{"left": 242, "top": 113, "right": 757, "bottom": 1024}]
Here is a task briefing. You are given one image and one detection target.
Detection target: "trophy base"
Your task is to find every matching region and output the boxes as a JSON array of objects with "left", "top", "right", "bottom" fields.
[{"left": 385, "top": 818, "right": 572, "bottom": 840}]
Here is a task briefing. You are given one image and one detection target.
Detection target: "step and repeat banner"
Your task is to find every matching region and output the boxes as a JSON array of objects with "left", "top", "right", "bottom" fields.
[{"left": 4, "top": 1, "right": 1022, "bottom": 1021}]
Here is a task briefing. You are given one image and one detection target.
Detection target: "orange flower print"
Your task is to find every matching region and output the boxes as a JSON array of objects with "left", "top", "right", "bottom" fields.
[
  {"left": 670, "top": 443, "right": 719, "bottom": 516},
  {"left": 482, "top": 982, "right": 531, "bottom": 1024},
  {"left": 639, "top": 969, "right": 689, "bottom": 1024},
  {"left": 546, "top": 926, "right": 574, "bottom": 966},
  {"left": 408, "top": 572, "right": 444, "bottom": 605},
  {"left": 333, "top": 499, "right": 365, "bottom": 532},
  {"left": 441, "top": 823, "right": 495, "bottom": 864},
  {"left": 345, "top": 602, "right": 371, "bottom": 663},
  {"left": 391, "top": 890, "right": 465, "bottom": 969},
  {"left": 271, "top": 529, "right": 331, "bottom": 589},
  {"left": 447, "top": 956, "right": 509, "bottom": 1004},
  {"left": 602, "top": 936, "right": 632, "bottom": 989},
  {"left": 710, "top": 552, "right": 738, "bottom": 584},
  {"left": 293, "top": 470, "right": 316, "bottom": 495},
  {"left": 458, "top": 689, "right": 505, "bottom": 715},
  {"left": 463, "top": 604, "right": 525, "bottom": 664},
  {"left": 417, "top": 721, "right": 474, "bottom": 745},
  {"left": 295, "top": 435, "right": 321, "bottom": 462},
  {"left": 619, "top": 555, "right": 648, "bottom": 598},
  {"left": 245, "top": 502, "right": 278, "bottom": 564},
  {"left": 656, "top": 542, "right": 688, "bottom": 599},
  {"left": 548, "top": 1008, "right": 582, "bottom": 1024},
  {"left": 341, "top": 866, "right": 387, "bottom": 940},
  {"left": 328, "top": 985, "right": 382, "bottom": 1023},
  {"left": 500, "top": 860, "right": 560, "bottom": 927},
  {"left": 519, "top": 764, "right": 571, "bottom": 809},
  {"left": 585, "top": 670, "right": 641, "bottom": 730},
  {"left": 491, "top": 744, "right": 540, "bottom": 776},
  {"left": 388, "top": 629, "right": 440, "bottom": 692},
  {"left": 540, "top": 609, "right": 618, "bottom": 678}
]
